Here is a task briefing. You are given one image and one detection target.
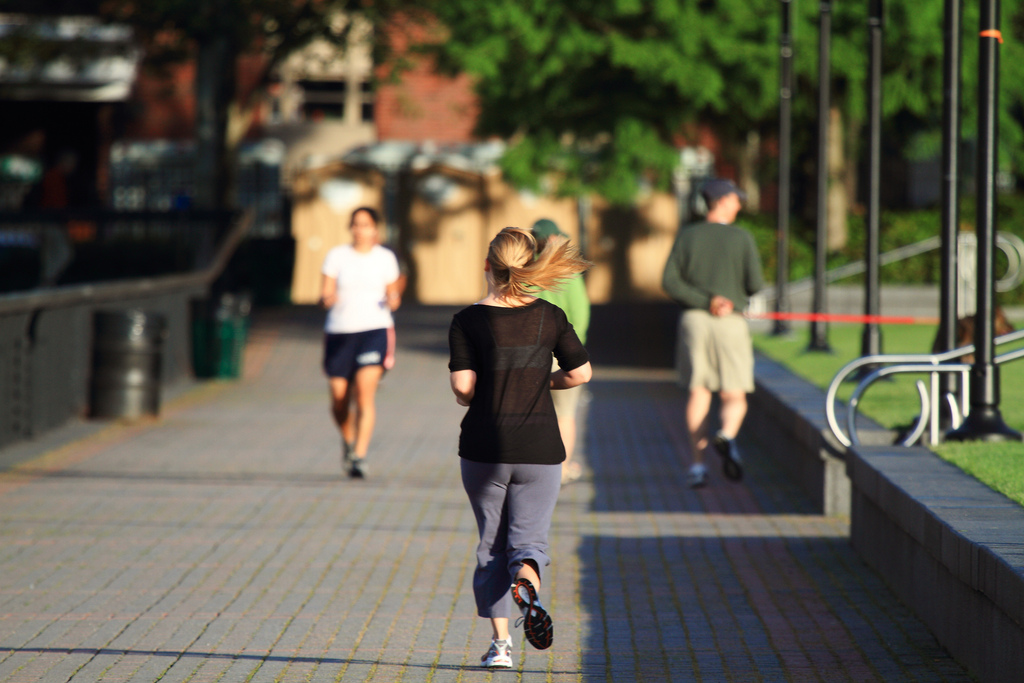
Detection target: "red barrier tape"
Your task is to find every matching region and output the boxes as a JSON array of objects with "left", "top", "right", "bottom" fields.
[{"left": 747, "top": 311, "right": 939, "bottom": 325}]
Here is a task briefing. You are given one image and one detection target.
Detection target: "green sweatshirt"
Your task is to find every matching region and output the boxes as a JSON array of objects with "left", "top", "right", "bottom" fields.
[
  {"left": 536, "top": 274, "right": 590, "bottom": 345},
  {"left": 661, "top": 221, "right": 764, "bottom": 311}
]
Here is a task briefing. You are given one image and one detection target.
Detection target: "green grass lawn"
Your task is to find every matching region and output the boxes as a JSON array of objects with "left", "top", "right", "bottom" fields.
[{"left": 752, "top": 323, "right": 1024, "bottom": 507}]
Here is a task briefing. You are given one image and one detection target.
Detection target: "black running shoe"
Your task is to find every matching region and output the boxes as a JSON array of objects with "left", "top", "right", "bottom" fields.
[
  {"left": 348, "top": 457, "right": 366, "bottom": 479},
  {"left": 511, "top": 578, "right": 553, "bottom": 650},
  {"left": 713, "top": 433, "right": 743, "bottom": 481}
]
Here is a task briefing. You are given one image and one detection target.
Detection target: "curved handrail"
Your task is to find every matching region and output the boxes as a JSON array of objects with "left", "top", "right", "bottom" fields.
[
  {"left": 996, "top": 344, "right": 1024, "bottom": 365},
  {"left": 894, "top": 380, "right": 930, "bottom": 447},
  {"left": 892, "top": 376, "right": 962, "bottom": 446},
  {"left": 845, "top": 363, "right": 971, "bottom": 446},
  {"left": 893, "top": 380, "right": 965, "bottom": 446},
  {"left": 825, "top": 327, "right": 1024, "bottom": 447},
  {"left": 826, "top": 354, "right": 939, "bottom": 447},
  {"left": 941, "top": 391, "right": 964, "bottom": 433},
  {"left": 760, "top": 231, "right": 1024, "bottom": 302},
  {"left": 897, "top": 376, "right": 966, "bottom": 446}
]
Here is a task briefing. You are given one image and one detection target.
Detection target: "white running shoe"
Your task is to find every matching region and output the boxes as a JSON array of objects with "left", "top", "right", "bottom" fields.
[{"left": 480, "top": 638, "right": 513, "bottom": 669}]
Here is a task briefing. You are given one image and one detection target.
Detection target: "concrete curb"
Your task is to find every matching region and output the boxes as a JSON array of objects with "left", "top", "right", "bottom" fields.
[
  {"left": 746, "top": 354, "right": 856, "bottom": 517},
  {"left": 848, "top": 445, "right": 1024, "bottom": 683},
  {"left": 751, "top": 352, "right": 1024, "bottom": 683}
]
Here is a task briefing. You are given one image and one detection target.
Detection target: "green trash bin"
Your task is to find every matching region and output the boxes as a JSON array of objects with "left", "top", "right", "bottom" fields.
[{"left": 192, "top": 292, "right": 251, "bottom": 378}]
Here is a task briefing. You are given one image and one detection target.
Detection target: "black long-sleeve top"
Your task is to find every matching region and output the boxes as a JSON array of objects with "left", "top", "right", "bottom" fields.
[{"left": 448, "top": 299, "right": 589, "bottom": 464}]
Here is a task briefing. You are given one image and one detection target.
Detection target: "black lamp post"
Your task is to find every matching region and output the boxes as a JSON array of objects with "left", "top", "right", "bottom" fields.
[
  {"left": 774, "top": 0, "right": 794, "bottom": 336},
  {"left": 860, "top": 0, "right": 883, "bottom": 362},
  {"left": 948, "top": 0, "right": 1021, "bottom": 442},
  {"left": 809, "top": 0, "right": 832, "bottom": 352},
  {"left": 937, "top": 0, "right": 962, "bottom": 425}
]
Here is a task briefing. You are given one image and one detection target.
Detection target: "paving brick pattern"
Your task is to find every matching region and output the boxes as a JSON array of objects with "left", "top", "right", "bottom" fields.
[{"left": 0, "top": 306, "right": 970, "bottom": 682}]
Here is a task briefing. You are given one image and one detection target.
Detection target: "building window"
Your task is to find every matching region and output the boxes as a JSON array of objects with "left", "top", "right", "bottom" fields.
[
  {"left": 360, "top": 81, "right": 374, "bottom": 122},
  {"left": 299, "top": 79, "right": 347, "bottom": 121}
]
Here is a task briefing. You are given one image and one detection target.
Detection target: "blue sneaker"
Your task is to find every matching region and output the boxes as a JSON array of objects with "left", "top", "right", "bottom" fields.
[{"left": 688, "top": 463, "right": 708, "bottom": 488}]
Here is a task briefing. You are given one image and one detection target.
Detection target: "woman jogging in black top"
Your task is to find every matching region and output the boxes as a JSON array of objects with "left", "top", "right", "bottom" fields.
[{"left": 448, "top": 227, "right": 592, "bottom": 669}]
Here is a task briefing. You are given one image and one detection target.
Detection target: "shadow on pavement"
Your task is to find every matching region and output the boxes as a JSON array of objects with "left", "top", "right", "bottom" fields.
[
  {"left": 572, "top": 333, "right": 970, "bottom": 681},
  {"left": 7, "top": 467, "right": 348, "bottom": 487},
  {"left": 4, "top": 647, "right": 576, "bottom": 676},
  {"left": 390, "top": 300, "right": 681, "bottom": 363}
]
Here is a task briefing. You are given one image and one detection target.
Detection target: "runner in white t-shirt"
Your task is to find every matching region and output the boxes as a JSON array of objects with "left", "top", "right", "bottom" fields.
[{"left": 320, "top": 207, "right": 402, "bottom": 478}]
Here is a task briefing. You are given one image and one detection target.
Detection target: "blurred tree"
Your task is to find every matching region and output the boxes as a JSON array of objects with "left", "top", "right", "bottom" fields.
[
  {"left": 787, "top": 1, "right": 1024, "bottom": 248},
  {"left": 420, "top": 0, "right": 778, "bottom": 206},
  {"left": 420, "top": 0, "right": 1024, "bottom": 240}
]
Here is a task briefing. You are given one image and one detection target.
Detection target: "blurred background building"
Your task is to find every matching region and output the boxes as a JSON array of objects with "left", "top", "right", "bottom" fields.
[{"left": 1, "top": 3, "right": 964, "bottom": 305}]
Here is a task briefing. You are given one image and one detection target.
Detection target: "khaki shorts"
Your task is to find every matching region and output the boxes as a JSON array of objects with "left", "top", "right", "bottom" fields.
[
  {"left": 681, "top": 310, "right": 754, "bottom": 393},
  {"left": 550, "top": 358, "right": 582, "bottom": 418}
]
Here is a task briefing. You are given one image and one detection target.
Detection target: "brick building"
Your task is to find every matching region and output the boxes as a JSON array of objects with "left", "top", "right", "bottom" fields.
[{"left": 373, "top": 14, "right": 479, "bottom": 145}]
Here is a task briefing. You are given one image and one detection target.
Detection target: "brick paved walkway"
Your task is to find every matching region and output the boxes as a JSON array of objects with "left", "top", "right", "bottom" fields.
[{"left": 0, "top": 306, "right": 970, "bottom": 682}]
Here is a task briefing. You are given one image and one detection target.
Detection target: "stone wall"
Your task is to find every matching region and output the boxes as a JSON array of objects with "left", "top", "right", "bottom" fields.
[{"left": 751, "top": 352, "right": 1024, "bottom": 683}]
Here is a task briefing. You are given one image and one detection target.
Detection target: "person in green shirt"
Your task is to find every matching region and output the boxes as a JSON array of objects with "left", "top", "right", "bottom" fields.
[
  {"left": 662, "top": 179, "right": 764, "bottom": 488},
  {"left": 531, "top": 219, "right": 591, "bottom": 485}
]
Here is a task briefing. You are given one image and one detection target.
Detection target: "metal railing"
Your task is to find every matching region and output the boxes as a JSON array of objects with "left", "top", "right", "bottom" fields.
[
  {"left": 0, "top": 211, "right": 250, "bottom": 315},
  {"left": 0, "top": 211, "right": 252, "bottom": 451},
  {"left": 755, "top": 232, "right": 1024, "bottom": 305},
  {"left": 0, "top": 209, "right": 237, "bottom": 291},
  {"left": 826, "top": 328, "right": 1024, "bottom": 447}
]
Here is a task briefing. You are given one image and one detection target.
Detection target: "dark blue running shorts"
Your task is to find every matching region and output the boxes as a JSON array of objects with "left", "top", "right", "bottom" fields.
[{"left": 323, "top": 328, "right": 389, "bottom": 379}]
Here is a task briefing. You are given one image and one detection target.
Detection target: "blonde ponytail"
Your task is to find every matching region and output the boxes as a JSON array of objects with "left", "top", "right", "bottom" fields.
[{"left": 486, "top": 227, "right": 591, "bottom": 300}]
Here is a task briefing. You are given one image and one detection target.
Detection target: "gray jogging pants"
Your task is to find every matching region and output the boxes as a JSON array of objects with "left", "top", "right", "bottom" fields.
[{"left": 460, "top": 459, "right": 562, "bottom": 619}]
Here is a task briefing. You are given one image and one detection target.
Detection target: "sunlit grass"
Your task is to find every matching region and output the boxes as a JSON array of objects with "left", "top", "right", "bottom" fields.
[{"left": 753, "top": 323, "right": 1024, "bottom": 507}]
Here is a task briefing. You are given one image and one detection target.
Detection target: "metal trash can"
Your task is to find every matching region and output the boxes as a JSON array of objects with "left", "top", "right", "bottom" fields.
[
  {"left": 91, "top": 310, "right": 167, "bottom": 419},
  {"left": 192, "top": 292, "right": 251, "bottom": 378}
]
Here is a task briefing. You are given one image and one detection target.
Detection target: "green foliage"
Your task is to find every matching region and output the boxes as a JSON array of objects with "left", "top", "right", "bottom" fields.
[
  {"left": 742, "top": 212, "right": 815, "bottom": 284},
  {"left": 422, "top": 0, "right": 1024, "bottom": 207},
  {"left": 790, "top": 1, "right": 1024, "bottom": 185},
  {"left": 424, "top": 0, "right": 778, "bottom": 205}
]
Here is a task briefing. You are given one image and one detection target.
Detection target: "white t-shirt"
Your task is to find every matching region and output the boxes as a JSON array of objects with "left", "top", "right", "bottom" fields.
[{"left": 321, "top": 244, "right": 401, "bottom": 333}]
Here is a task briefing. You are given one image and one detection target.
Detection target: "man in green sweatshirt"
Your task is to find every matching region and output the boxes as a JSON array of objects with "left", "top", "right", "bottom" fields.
[{"left": 662, "top": 179, "right": 764, "bottom": 488}]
